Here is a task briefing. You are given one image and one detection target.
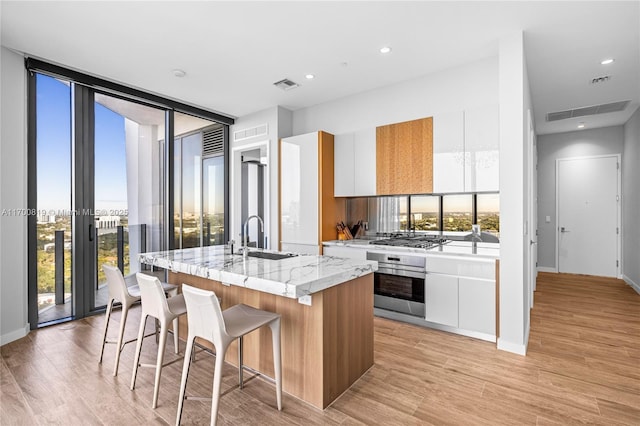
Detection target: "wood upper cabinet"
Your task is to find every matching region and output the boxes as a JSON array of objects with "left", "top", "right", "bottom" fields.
[{"left": 376, "top": 117, "right": 433, "bottom": 195}]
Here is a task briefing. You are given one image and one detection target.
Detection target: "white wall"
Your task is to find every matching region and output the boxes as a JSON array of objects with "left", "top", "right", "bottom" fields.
[
  {"left": 292, "top": 56, "right": 498, "bottom": 135},
  {"left": 494, "top": 31, "right": 529, "bottom": 355},
  {"left": 536, "top": 126, "right": 625, "bottom": 270},
  {"left": 622, "top": 107, "right": 640, "bottom": 293},
  {"left": 0, "top": 46, "right": 29, "bottom": 345},
  {"left": 230, "top": 106, "right": 292, "bottom": 250}
]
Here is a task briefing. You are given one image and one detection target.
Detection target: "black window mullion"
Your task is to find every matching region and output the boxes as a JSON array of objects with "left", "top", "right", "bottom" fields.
[
  {"left": 25, "top": 58, "right": 234, "bottom": 126},
  {"left": 166, "top": 110, "right": 175, "bottom": 250},
  {"left": 27, "top": 71, "right": 38, "bottom": 330},
  {"left": 72, "top": 84, "right": 96, "bottom": 318}
]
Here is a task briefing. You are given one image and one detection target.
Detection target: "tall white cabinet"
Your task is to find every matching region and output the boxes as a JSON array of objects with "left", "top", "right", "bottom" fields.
[
  {"left": 432, "top": 105, "right": 499, "bottom": 193},
  {"left": 280, "top": 131, "right": 342, "bottom": 254}
]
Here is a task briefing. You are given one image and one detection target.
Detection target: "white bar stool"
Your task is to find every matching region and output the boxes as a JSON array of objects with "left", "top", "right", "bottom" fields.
[
  {"left": 131, "top": 273, "right": 187, "bottom": 409},
  {"left": 99, "top": 265, "right": 177, "bottom": 377},
  {"left": 176, "top": 284, "right": 282, "bottom": 426}
]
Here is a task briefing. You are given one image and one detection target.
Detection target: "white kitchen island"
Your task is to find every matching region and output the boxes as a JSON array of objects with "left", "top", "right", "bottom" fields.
[{"left": 139, "top": 246, "right": 377, "bottom": 410}]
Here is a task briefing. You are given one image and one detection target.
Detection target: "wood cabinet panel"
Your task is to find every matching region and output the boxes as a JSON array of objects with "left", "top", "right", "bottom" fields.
[
  {"left": 376, "top": 117, "right": 433, "bottom": 195},
  {"left": 170, "top": 271, "right": 374, "bottom": 409}
]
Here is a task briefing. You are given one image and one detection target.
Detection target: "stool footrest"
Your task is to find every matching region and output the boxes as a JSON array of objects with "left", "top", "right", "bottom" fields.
[{"left": 138, "top": 356, "right": 183, "bottom": 370}]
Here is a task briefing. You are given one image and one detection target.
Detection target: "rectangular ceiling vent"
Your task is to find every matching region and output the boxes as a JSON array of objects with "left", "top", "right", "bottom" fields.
[
  {"left": 203, "top": 126, "right": 224, "bottom": 156},
  {"left": 273, "top": 78, "right": 299, "bottom": 91},
  {"left": 590, "top": 75, "right": 612, "bottom": 85},
  {"left": 234, "top": 123, "right": 268, "bottom": 142},
  {"left": 545, "top": 100, "right": 630, "bottom": 122}
]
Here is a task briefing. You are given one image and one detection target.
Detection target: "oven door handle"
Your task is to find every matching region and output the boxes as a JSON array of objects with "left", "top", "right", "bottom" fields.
[{"left": 376, "top": 268, "right": 426, "bottom": 280}]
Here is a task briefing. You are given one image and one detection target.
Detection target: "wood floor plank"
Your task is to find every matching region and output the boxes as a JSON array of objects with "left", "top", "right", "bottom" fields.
[{"left": 1, "top": 272, "right": 638, "bottom": 425}]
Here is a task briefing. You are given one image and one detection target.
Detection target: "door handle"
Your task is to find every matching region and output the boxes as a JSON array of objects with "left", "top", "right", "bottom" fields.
[
  {"left": 89, "top": 223, "right": 94, "bottom": 242},
  {"left": 560, "top": 227, "right": 569, "bottom": 233}
]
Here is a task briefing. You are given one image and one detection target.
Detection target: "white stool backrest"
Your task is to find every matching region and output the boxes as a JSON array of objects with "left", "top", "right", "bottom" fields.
[
  {"left": 103, "top": 264, "right": 129, "bottom": 302},
  {"left": 181, "top": 284, "right": 228, "bottom": 347},
  {"left": 136, "top": 273, "right": 171, "bottom": 319}
]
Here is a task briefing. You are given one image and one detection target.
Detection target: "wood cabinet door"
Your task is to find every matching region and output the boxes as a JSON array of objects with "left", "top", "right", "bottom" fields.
[{"left": 376, "top": 117, "right": 433, "bottom": 195}]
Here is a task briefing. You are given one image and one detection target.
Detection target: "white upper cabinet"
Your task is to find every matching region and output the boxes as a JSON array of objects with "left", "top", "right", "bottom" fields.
[
  {"left": 334, "top": 133, "right": 355, "bottom": 197},
  {"left": 464, "top": 105, "right": 499, "bottom": 192},
  {"left": 432, "top": 105, "right": 499, "bottom": 193},
  {"left": 280, "top": 132, "right": 319, "bottom": 246},
  {"left": 433, "top": 111, "right": 465, "bottom": 193},
  {"left": 353, "top": 128, "right": 376, "bottom": 196},
  {"left": 334, "top": 127, "right": 376, "bottom": 197}
]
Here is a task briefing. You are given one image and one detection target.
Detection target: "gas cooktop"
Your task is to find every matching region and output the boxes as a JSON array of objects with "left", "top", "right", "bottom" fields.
[{"left": 370, "top": 235, "right": 450, "bottom": 249}]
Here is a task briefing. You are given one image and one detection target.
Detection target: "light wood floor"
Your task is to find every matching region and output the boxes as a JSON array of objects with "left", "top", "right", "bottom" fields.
[{"left": 2, "top": 272, "right": 639, "bottom": 425}]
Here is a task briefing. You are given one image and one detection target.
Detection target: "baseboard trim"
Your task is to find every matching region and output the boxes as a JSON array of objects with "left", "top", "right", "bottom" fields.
[
  {"left": 0, "top": 323, "right": 30, "bottom": 346},
  {"left": 537, "top": 266, "right": 557, "bottom": 273},
  {"left": 497, "top": 338, "right": 527, "bottom": 355},
  {"left": 623, "top": 275, "right": 640, "bottom": 295}
]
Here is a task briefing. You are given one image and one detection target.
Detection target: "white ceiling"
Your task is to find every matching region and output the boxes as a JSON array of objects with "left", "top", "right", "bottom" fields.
[{"left": 1, "top": 1, "right": 638, "bottom": 135}]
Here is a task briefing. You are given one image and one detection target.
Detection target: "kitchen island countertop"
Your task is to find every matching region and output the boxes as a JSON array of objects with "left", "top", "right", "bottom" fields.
[{"left": 139, "top": 245, "right": 377, "bottom": 299}]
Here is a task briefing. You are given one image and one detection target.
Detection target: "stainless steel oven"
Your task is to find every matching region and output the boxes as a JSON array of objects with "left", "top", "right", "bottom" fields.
[{"left": 367, "top": 251, "right": 426, "bottom": 317}]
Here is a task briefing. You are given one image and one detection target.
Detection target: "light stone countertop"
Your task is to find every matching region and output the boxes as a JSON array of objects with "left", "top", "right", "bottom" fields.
[
  {"left": 139, "top": 246, "right": 377, "bottom": 299},
  {"left": 323, "top": 239, "right": 500, "bottom": 259}
]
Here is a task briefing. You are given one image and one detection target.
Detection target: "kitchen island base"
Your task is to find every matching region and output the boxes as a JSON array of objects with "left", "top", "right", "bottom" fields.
[{"left": 169, "top": 271, "right": 374, "bottom": 410}]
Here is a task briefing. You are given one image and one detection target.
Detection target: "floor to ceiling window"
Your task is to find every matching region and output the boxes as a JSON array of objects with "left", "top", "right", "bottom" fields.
[
  {"left": 27, "top": 60, "right": 232, "bottom": 328},
  {"left": 173, "top": 112, "right": 226, "bottom": 249}
]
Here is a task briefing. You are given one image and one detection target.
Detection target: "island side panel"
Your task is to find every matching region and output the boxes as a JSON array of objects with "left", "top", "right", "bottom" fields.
[
  {"left": 169, "top": 271, "right": 375, "bottom": 409},
  {"left": 169, "top": 271, "right": 325, "bottom": 409},
  {"left": 322, "top": 274, "right": 374, "bottom": 406}
]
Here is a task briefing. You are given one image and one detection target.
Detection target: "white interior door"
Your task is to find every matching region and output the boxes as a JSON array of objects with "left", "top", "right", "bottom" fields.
[{"left": 557, "top": 155, "right": 619, "bottom": 277}]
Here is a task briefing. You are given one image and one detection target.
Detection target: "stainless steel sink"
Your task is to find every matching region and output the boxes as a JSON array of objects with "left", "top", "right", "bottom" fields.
[{"left": 246, "top": 251, "right": 298, "bottom": 261}]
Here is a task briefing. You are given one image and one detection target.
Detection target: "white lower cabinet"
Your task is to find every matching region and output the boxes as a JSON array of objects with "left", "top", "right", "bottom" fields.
[
  {"left": 458, "top": 277, "right": 495, "bottom": 335},
  {"left": 322, "top": 245, "right": 368, "bottom": 260},
  {"left": 281, "top": 242, "right": 319, "bottom": 255},
  {"left": 425, "top": 256, "right": 496, "bottom": 338},
  {"left": 425, "top": 273, "right": 459, "bottom": 327}
]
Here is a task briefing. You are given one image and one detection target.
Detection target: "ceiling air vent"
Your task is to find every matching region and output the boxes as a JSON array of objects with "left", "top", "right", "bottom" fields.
[
  {"left": 590, "top": 75, "right": 612, "bottom": 85},
  {"left": 234, "top": 123, "right": 268, "bottom": 142},
  {"left": 273, "top": 78, "right": 299, "bottom": 91},
  {"left": 545, "top": 100, "right": 630, "bottom": 122},
  {"left": 203, "top": 126, "right": 224, "bottom": 156}
]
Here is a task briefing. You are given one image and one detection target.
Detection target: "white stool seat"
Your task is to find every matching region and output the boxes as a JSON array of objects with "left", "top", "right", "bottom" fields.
[
  {"left": 99, "top": 265, "right": 177, "bottom": 377},
  {"left": 176, "top": 284, "right": 282, "bottom": 426},
  {"left": 222, "top": 304, "right": 280, "bottom": 338},
  {"left": 131, "top": 273, "right": 187, "bottom": 409}
]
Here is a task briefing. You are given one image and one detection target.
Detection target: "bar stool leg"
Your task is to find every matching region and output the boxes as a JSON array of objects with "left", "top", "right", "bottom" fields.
[
  {"left": 210, "top": 343, "right": 228, "bottom": 426},
  {"left": 238, "top": 336, "right": 243, "bottom": 389},
  {"left": 176, "top": 336, "right": 195, "bottom": 426},
  {"left": 173, "top": 317, "right": 180, "bottom": 354},
  {"left": 152, "top": 321, "right": 168, "bottom": 409},
  {"left": 113, "top": 302, "right": 131, "bottom": 376},
  {"left": 99, "top": 298, "right": 114, "bottom": 364},
  {"left": 130, "top": 314, "right": 147, "bottom": 390},
  {"left": 269, "top": 318, "right": 282, "bottom": 410}
]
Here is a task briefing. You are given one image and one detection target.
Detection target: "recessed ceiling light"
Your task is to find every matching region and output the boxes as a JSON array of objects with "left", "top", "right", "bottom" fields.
[
  {"left": 577, "top": 123, "right": 585, "bottom": 129},
  {"left": 305, "top": 74, "right": 315, "bottom": 80},
  {"left": 380, "top": 46, "right": 392, "bottom": 54},
  {"left": 172, "top": 69, "right": 186, "bottom": 78},
  {"left": 600, "top": 58, "right": 615, "bottom": 65}
]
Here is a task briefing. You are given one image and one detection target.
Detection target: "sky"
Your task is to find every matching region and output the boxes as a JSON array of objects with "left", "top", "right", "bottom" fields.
[{"left": 37, "top": 74, "right": 128, "bottom": 212}]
